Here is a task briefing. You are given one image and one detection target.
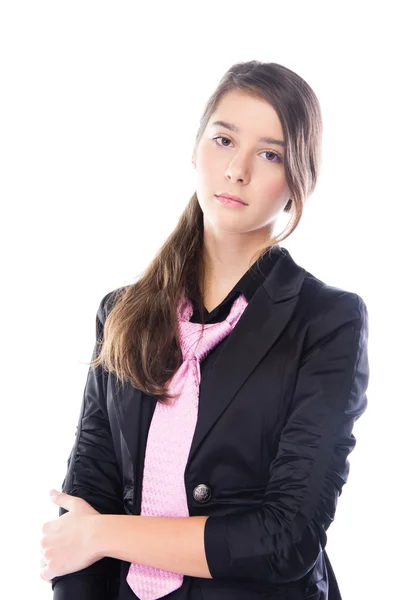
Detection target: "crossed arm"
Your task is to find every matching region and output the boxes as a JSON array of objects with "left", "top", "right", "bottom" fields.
[{"left": 93, "top": 513, "right": 212, "bottom": 578}]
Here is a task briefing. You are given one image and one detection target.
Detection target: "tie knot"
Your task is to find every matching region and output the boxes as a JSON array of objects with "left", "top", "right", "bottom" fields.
[{"left": 178, "top": 293, "right": 249, "bottom": 362}]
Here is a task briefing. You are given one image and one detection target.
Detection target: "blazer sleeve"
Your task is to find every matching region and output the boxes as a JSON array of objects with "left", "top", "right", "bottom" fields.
[
  {"left": 203, "top": 291, "right": 369, "bottom": 584},
  {"left": 51, "top": 291, "right": 125, "bottom": 600}
]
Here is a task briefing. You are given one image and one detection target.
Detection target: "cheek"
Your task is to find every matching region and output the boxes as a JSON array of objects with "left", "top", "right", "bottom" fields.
[
  {"left": 257, "top": 174, "right": 290, "bottom": 203},
  {"left": 196, "top": 140, "right": 226, "bottom": 175},
  {"left": 197, "top": 149, "right": 219, "bottom": 179}
]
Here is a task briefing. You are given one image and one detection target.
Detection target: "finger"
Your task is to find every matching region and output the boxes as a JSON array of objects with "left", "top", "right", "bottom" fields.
[
  {"left": 50, "top": 490, "right": 76, "bottom": 511},
  {"left": 40, "top": 565, "right": 56, "bottom": 582}
]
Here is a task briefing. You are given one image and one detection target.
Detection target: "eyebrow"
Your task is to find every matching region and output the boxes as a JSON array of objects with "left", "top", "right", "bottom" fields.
[{"left": 211, "top": 120, "right": 286, "bottom": 148}]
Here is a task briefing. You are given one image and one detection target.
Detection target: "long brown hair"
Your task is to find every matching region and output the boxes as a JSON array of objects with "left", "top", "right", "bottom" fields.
[{"left": 90, "top": 60, "right": 323, "bottom": 402}]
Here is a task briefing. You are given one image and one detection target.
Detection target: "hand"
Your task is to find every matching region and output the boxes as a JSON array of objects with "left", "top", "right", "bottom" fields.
[{"left": 40, "top": 489, "right": 102, "bottom": 583}]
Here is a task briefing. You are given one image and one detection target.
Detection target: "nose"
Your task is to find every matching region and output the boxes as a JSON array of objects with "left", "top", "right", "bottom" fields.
[{"left": 224, "top": 158, "right": 250, "bottom": 184}]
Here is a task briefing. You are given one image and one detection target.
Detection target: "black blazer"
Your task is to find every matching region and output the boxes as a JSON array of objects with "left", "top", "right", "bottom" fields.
[{"left": 52, "top": 247, "right": 369, "bottom": 600}]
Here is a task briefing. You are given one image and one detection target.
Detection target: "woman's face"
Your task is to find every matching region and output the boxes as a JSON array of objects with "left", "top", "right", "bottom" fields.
[{"left": 192, "top": 89, "right": 291, "bottom": 236}]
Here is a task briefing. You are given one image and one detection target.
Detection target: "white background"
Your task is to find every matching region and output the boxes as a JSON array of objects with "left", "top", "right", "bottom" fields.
[{"left": 1, "top": 1, "right": 398, "bottom": 598}]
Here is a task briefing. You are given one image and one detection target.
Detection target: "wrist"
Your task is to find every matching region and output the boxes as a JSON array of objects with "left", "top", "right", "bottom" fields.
[{"left": 89, "top": 514, "right": 108, "bottom": 561}]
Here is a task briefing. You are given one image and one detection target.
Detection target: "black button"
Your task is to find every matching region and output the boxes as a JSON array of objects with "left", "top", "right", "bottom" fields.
[{"left": 193, "top": 484, "right": 211, "bottom": 503}]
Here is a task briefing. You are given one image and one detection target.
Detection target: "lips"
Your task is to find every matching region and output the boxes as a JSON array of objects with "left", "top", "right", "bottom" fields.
[{"left": 216, "top": 193, "right": 247, "bottom": 205}]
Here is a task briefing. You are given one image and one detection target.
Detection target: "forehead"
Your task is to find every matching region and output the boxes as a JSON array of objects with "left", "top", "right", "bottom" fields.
[{"left": 208, "top": 89, "right": 284, "bottom": 138}]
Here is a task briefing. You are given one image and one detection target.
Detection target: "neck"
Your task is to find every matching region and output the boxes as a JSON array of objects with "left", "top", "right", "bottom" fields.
[{"left": 201, "top": 222, "right": 274, "bottom": 287}]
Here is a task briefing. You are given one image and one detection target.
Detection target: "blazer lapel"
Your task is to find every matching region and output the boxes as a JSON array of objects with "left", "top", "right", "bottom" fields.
[{"left": 186, "top": 247, "right": 306, "bottom": 465}]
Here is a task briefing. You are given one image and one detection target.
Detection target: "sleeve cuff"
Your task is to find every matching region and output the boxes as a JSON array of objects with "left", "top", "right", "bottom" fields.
[{"left": 204, "top": 515, "right": 231, "bottom": 579}]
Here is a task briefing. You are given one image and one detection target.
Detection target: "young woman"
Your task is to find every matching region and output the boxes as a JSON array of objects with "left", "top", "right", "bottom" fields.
[{"left": 40, "top": 61, "right": 369, "bottom": 600}]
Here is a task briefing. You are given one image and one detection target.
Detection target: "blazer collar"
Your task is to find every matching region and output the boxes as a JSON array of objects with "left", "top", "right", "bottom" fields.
[
  {"left": 190, "top": 243, "right": 286, "bottom": 322},
  {"left": 111, "top": 246, "right": 306, "bottom": 471}
]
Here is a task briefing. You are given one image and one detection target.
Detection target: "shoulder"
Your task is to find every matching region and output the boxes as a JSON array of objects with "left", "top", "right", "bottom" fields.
[
  {"left": 304, "top": 267, "right": 366, "bottom": 311},
  {"left": 97, "top": 285, "right": 130, "bottom": 324},
  {"left": 298, "top": 266, "right": 368, "bottom": 334},
  {"left": 279, "top": 246, "right": 368, "bottom": 324}
]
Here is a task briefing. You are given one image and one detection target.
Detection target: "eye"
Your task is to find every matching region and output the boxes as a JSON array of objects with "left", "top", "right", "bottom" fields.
[
  {"left": 212, "top": 136, "right": 282, "bottom": 163},
  {"left": 213, "top": 135, "right": 232, "bottom": 147},
  {"left": 262, "top": 150, "right": 282, "bottom": 163}
]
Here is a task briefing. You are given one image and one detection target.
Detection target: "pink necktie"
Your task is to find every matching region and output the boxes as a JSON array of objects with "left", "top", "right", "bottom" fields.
[{"left": 126, "top": 291, "right": 249, "bottom": 600}]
